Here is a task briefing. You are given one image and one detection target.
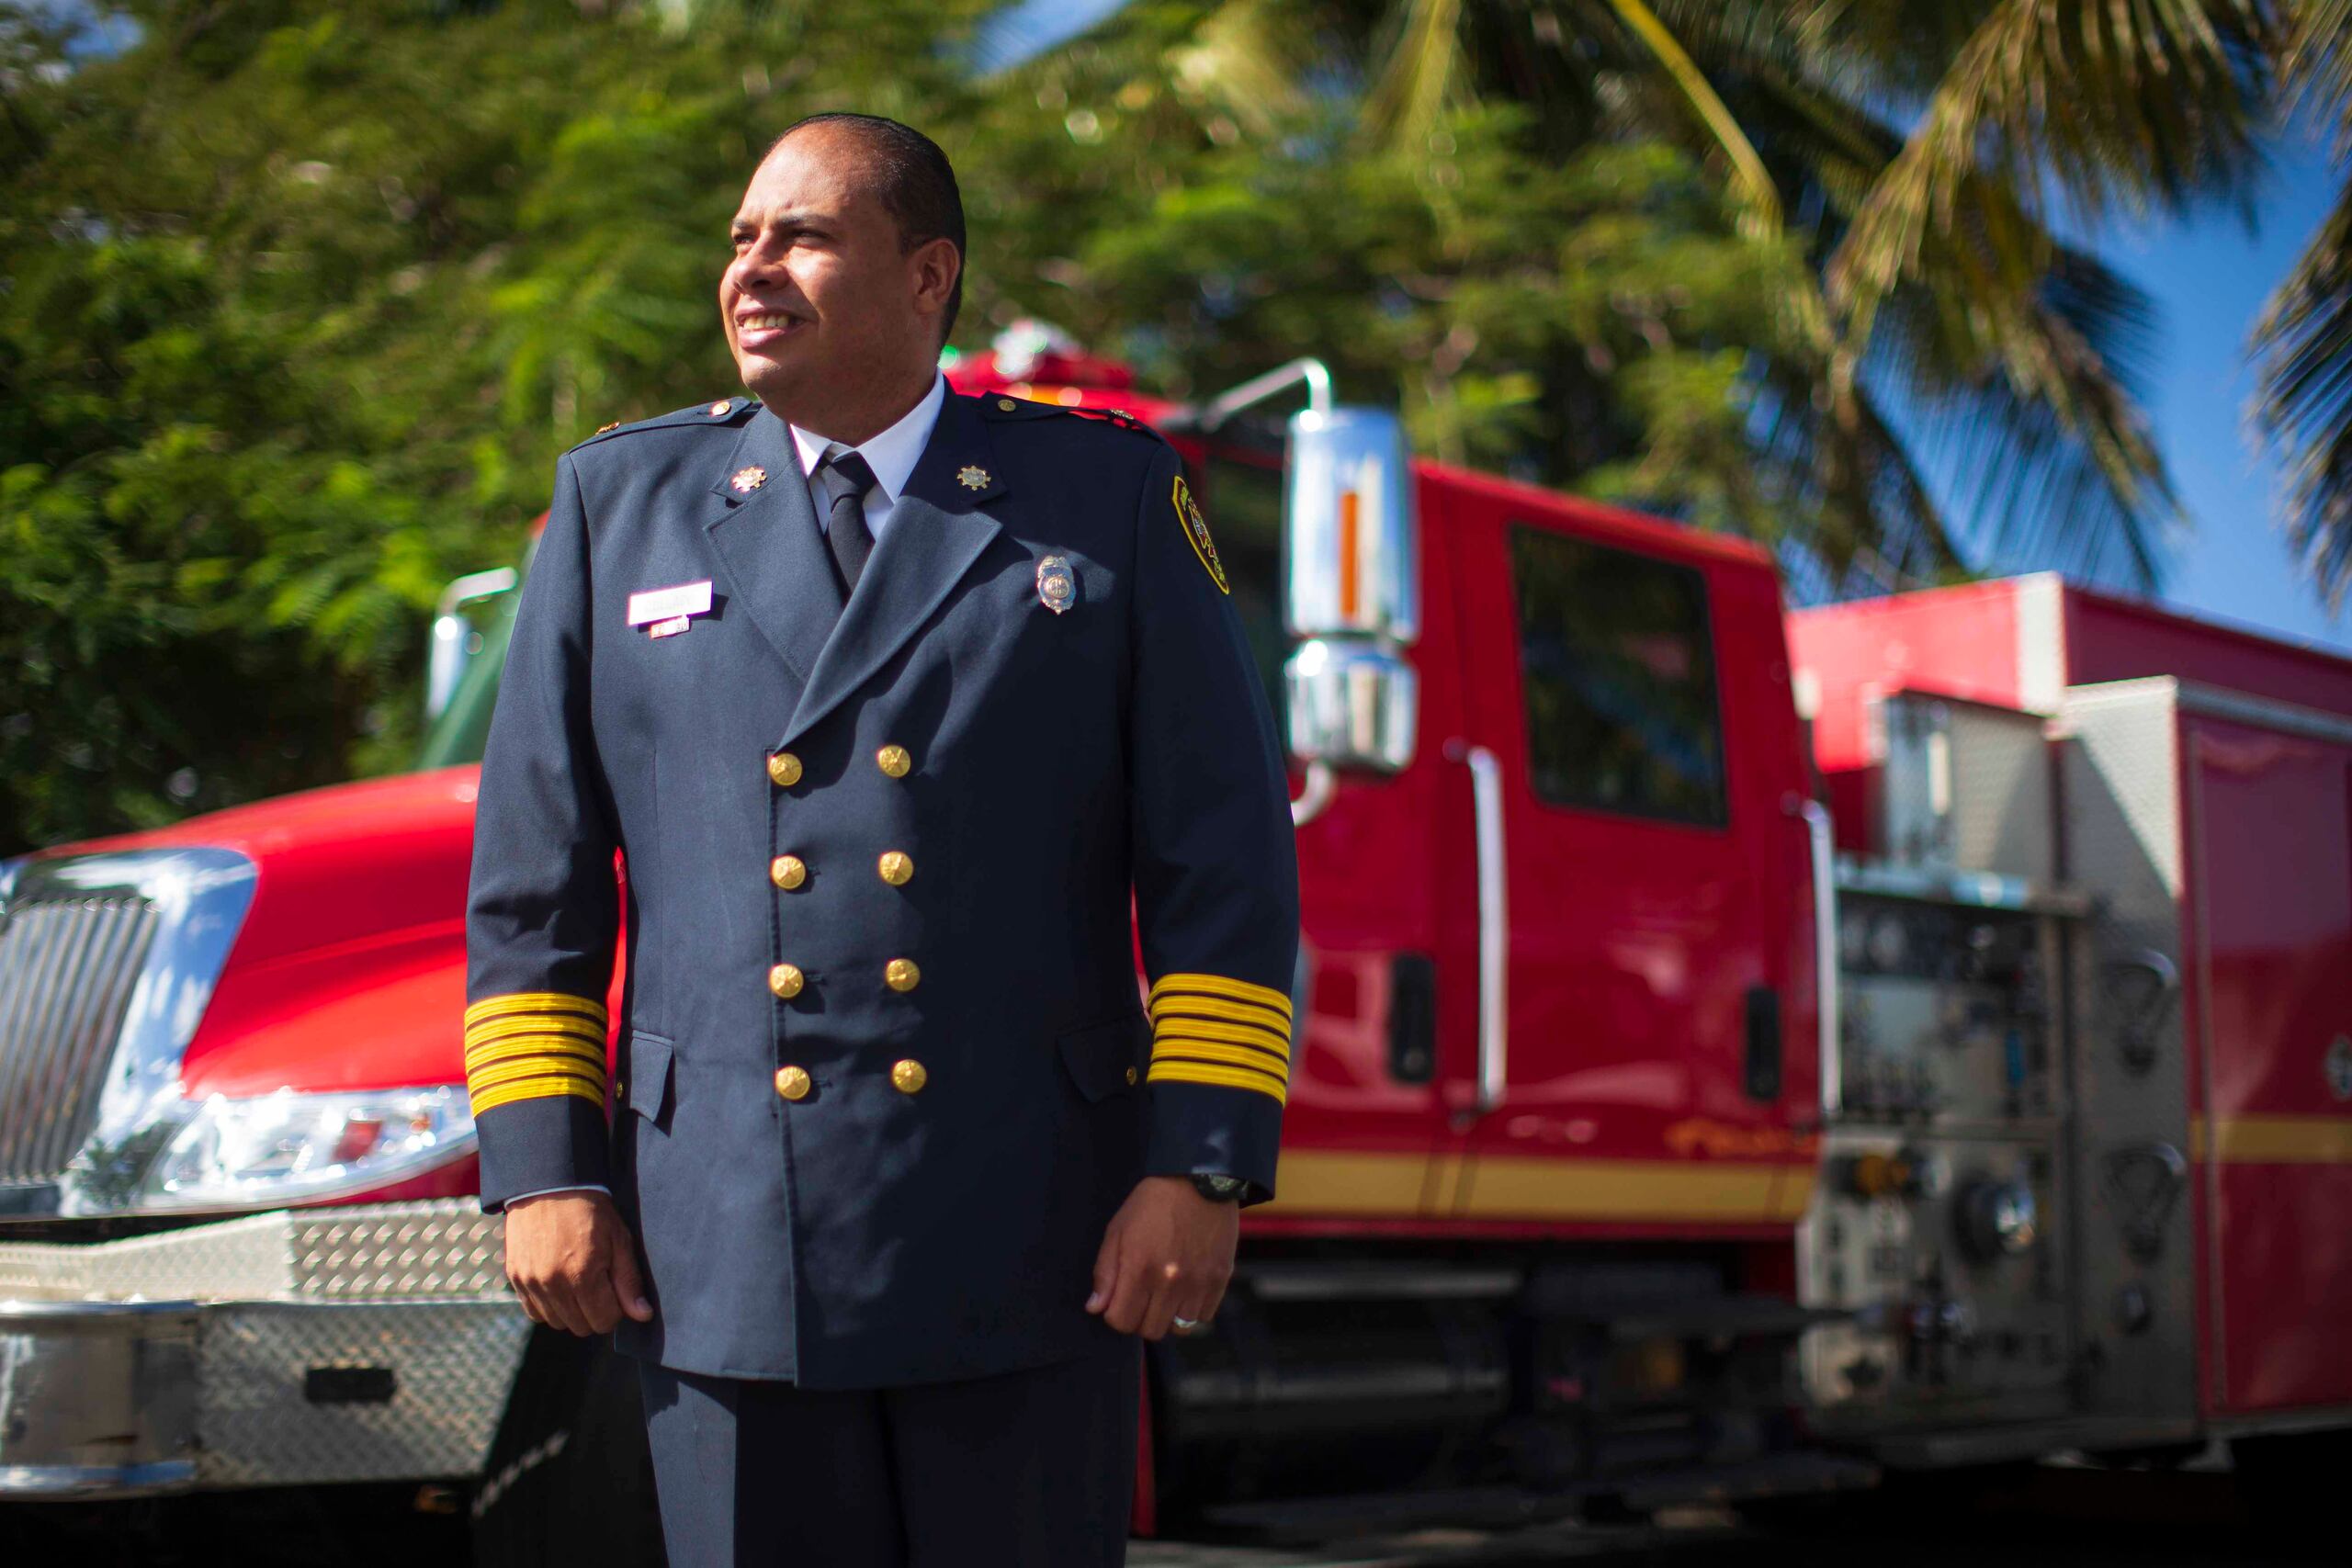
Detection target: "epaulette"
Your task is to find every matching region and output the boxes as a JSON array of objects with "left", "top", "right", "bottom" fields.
[
  {"left": 571, "top": 395, "right": 760, "bottom": 452},
  {"left": 978, "top": 393, "right": 1170, "bottom": 446}
]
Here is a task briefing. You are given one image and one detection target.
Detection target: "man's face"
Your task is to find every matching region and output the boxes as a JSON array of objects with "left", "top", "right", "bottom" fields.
[{"left": 719, "top": 128, "right": 951, "bottom": 424}]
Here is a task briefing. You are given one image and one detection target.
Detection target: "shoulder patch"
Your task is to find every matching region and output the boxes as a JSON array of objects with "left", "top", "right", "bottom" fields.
[
  {"left": 571, "top": 396, "right": 758, "bottom": 453},
  {"left": 1172, "top": 476, "right": 1229, "bottom": 594}
]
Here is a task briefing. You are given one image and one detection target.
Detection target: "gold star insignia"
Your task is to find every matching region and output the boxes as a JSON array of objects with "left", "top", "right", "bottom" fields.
[
  {"left": 957, "top": 465, "right": 991, "bottom": 491},
  {"left": 730, "top": 465, "right": 767, "bottom": 493}
]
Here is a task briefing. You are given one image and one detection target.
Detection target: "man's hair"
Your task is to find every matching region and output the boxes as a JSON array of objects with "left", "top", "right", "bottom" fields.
[{"left": 771, "top": 113, "right": 966, "bottom": 346}]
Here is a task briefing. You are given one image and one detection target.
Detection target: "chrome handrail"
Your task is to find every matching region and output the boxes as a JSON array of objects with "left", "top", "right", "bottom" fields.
[
  {"left": 1794, "top": 796, "right": 1839, "bottom": 1118},
  {"left": 1449, "top": 742, "right": 1509, "bottom": 1113}
]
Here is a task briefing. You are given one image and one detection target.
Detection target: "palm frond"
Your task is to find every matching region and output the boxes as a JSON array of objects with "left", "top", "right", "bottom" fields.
[
  {"left": 2278, "top": 0, "right": 2352, "bottom": 151},
  {"left": 1363, "top": 0, "right": 1470, "bottom": 145},
  {"left": 1827, "top": 0, "right": 2276, "bottom": 348},
  {"left": 1874, "top": 223, "right": 2179, "bottom": 587},
  {"left": 2250, "top": 166, "right": 2352, "bottom": 609}
]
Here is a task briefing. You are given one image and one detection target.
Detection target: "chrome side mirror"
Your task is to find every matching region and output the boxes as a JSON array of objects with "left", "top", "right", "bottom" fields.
[
  {"left": 1285, "top": 639, "right": 1417, "bottom": 773},
  {"left": 1283, "top": 408, "right": 1417, "bottom": 641},
  {"left": 1282, "top": 406, "right": 1419, "bottom": 773},
  {"left": 426, "top": 567, "right": 518, "bottom": 720}
]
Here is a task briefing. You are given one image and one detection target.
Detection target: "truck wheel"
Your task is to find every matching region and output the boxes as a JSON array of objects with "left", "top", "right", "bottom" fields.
[{"left": 469, "top": 1328, "right": 666, "bottom": 1568}]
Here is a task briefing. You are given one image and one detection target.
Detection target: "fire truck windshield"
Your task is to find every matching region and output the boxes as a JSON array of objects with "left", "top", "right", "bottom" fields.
[{"left": 415, "top": 541, "right": 527, "bottom": 771}]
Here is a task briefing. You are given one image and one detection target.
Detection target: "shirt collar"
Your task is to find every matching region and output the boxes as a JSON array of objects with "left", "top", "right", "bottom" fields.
[{"left": 788, "top": 371, "right": 947, "bottom": 502}]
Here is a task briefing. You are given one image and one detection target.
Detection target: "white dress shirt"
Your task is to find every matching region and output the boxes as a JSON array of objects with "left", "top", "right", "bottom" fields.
[
  {"left": 503, "top": 375, "right": 950, "bottom": 1210},
  {"left": 790, "top": 370, "right": 947, "bottom": 547}
]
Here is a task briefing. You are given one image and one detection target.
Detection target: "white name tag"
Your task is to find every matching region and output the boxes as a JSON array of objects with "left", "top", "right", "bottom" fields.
[{"left": 626, "top": 580, "right": 713, "bottom": 626}]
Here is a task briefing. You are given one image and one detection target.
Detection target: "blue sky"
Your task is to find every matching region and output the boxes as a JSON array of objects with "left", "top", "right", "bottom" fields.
[{"left": 2066, "top": 126, "right": 2349, "bottom": 655}]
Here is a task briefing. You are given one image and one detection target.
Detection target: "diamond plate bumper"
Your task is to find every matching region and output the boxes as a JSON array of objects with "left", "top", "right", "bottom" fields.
[{"left": 0, "top": 1200, "right": 528, "bottom": 1498}]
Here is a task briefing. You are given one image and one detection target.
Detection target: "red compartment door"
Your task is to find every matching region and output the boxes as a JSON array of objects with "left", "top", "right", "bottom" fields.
[{"left": 2187, "top": 715, "right": 2352, "bottom": 1414}]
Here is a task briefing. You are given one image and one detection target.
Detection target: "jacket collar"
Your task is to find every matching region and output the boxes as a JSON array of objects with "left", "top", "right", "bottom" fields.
[
  {"left": 786, "top": 371, "right": 946, "bottom": 506},
  {"left": 784, "top": 389, "right": 1006, "bottom": 746},
  {"left": 700, "top": 392, "right": 1008, "bottom": 747},
  {"left": 702, "top": 405, "right": 839, "bottom": 690}
]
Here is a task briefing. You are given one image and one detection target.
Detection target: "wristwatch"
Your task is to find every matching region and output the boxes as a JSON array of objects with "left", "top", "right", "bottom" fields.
[{"left": 1190, "top": 1173, "right": 1249, "bottom": 1203}]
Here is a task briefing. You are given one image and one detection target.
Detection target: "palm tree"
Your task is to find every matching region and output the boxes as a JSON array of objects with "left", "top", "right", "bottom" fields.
[
  {"left": 2250, "top": 0, "right": 2352, "bottom": 611},
  {"left": 1049, "top": 1, "right": 2286, "bottom": 596}
]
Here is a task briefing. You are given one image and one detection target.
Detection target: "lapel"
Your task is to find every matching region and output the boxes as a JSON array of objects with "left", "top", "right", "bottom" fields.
[
  {"left": 781, "top": 390, "right": 1007, "bottom": 748},
  {"left": 701, "top": 406, "right": 841, "bottom": 695}
]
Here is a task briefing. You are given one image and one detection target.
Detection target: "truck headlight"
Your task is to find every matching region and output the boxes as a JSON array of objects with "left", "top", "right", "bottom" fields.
[{"left": 136, "top": 1085, "right": 476, "bottom": 1212}]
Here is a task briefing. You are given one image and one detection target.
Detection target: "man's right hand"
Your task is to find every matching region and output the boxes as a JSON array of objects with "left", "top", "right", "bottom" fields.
[{"left": 503, "top": 1190, "right": 655, "bottom": 1335}]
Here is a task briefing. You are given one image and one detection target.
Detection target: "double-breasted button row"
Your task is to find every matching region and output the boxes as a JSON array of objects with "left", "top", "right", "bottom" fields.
[
  {"left": 774, "top": 1058, "right": 928, "bottom": 1100},
  {"left": 769, "top": 851, "right": 912, "bottom": 889},
  {"left": 767, "top": 958, "right": 918, "bottom": 996},
  {"left": 763, "top": 744, "right": 918, "bottom": 789}
]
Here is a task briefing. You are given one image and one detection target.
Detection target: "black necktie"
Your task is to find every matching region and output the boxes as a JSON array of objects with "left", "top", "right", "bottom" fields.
[{"left": 819, "top": 447, "right": 879, "bottom": 596}]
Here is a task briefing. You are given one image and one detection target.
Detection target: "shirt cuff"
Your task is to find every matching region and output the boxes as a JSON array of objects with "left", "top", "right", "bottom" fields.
[{"left": 503, "top": 1184, "right": 610, "bottom": 1203}]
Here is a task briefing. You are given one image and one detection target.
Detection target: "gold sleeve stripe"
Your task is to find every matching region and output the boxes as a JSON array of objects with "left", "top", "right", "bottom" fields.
[
  {"left": 463, "top": 1020, "right": 606, "bottom": 1054},
  {"left": 465, "top": 1066, "right": 606, "bottom": 1104},
  {"left": 460, "top": 1048, "right": 602, "bottom": 1086},
  {"left": 1148, "top": 1058, "right": 1287, "bottom": 1104},
  {"left": 1147, "top": 973, "right": 1292, "bottom": 1021},
  {"left": 462, "top": 993, "right": 611, "bottom": 1115},
  {"left": 1150, "top": 1021, "right": 1290, "bottom": 1061},
  {"left": 1148, "top": 993, "right": 1290, "bottom": 1034},
  {"left": 1152, "top": 1036, "right": 1289, "bottom": 1078},
  {"left": 464, "top": 992, "right": 607, "bottom": 1028},
  {"left": 463, "top": 1034, "right": 602, "bottom": 1062},
  {"left": 470, "top": 1075, "right": 607, "bottom": 1115},
  {"left": 464, "top": 1007, "right": 605, "bottom": 1036}
]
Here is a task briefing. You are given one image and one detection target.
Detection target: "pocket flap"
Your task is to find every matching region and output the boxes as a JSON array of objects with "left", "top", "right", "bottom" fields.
[
  {"left": 1057, "top": 1010, "right": 1148, "bottom": 1103},
  {"left": 623, "top": 1029, "right": 674, "bottom": 1121}
]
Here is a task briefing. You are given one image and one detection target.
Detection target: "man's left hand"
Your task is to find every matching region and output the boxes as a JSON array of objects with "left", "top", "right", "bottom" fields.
[{"left": 1086, "top": 1175, "right": 1239, "bottom": 1339}]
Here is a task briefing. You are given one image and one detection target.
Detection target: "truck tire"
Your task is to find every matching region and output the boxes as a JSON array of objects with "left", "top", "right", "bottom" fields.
[{"left": 469, "top": 1328, "right": 667, "bottom": 1568}]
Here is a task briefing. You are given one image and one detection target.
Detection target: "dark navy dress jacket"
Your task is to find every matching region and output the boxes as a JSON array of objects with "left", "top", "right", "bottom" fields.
[{"left": 461, "top": 388, "right": 1300, "bottom": 1387}]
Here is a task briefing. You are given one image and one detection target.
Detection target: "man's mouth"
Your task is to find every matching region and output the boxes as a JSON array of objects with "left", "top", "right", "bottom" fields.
[{"left": 735, "top": 310, "right": 806, "bottom": 348}]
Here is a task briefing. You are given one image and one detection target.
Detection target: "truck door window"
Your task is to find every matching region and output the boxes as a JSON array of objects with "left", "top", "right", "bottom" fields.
[
  {"left": 1507, "top": 524, "right": 1727, "bottom": 826},
  {"left": 1199, "top": 451, "right": 1288, "bottom": 745}
]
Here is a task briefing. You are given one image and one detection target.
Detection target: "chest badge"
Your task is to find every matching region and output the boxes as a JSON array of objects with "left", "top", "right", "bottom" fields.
[
  {"left": 729, "top": 465, "right": 767, "bottom": 493},
  {"left": 1036, "top": 554, "right": 1078, "bottom": 615},
  {"left": 957, "top": 465, "right": 991, "bottom": 491}
]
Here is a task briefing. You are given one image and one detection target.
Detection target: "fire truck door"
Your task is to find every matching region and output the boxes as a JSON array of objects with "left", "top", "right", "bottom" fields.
[
  {"left": 1441, "top": 507, "right": 1793, "bottom": 1229},
  {"left": 2185, "top": 714, "right": 2352, "bottom": 1414}
]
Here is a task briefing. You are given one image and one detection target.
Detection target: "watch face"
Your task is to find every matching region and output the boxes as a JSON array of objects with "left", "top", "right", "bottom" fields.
[{"left": 1193, "top": 1174, "right": 1245, "bottom": 1201}]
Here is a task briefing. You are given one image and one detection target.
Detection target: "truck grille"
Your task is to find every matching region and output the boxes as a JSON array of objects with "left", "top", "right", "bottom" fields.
[{"left": 0, "top": 897, "right": 160, "bottom": 1182}]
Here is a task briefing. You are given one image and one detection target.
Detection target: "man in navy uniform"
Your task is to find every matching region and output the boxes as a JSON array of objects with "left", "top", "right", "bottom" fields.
[{"left": 461, "top": 112, "right": 1298, "bottom": 1564}]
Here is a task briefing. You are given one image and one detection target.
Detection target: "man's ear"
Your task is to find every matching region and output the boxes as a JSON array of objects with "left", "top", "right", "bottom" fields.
[{"left": 911, "top": 236, "right": 960, "bottom": 315}]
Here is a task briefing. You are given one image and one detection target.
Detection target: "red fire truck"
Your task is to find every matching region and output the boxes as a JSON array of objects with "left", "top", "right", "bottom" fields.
[{"left": 1, "top": 333, "right": 2346, "bottom": 1558}]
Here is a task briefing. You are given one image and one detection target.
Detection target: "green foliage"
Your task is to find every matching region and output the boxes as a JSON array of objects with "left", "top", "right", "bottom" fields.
[
  {"left": 1, "top": 0, "right": 1822, "bottom": 854},
  {"left": 0, "top": 0, "right": 992, "bottom": 852}
]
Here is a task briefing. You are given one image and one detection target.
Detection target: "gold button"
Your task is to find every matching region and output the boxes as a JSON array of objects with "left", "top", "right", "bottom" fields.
[
  {"left": 884, "top": 957, "right": 921, "bottom": 993},
  {"left": 771, "top": 854, "right": 807, "bottom": 890},
  {"left": 890, "top": 1058, "right": 927, "bottom": 1094},
  {"left": 997, "top": 398, "right": 1017, "bottom": 412},
  {"left": 877, "top": 851, "right": 913, "bottom": 886},
  {"left": 775, "top": 1065, "right": 811, "bottom": 1100},
  {"left": 876, "top": 744, "right": 911, "bottom": 778},
  {"left": 766, "top": 751, "right": 803, "bottom": 787},
  {"left": 767, "top": 963, "right": 804, "bottom": 998},
  {"left": 1124, "top": 1066, "right": 1137, "bottom": 1086}
]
